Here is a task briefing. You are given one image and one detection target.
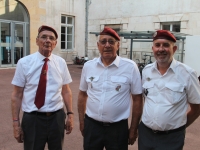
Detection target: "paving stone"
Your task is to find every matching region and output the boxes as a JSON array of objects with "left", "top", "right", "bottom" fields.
[{"left": 0, "top": 64, "right": 199, "bottom": 150}]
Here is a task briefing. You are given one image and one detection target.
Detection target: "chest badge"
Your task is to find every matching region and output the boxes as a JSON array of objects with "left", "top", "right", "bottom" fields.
[
  {"left": 146, "top": 77, "right": 151, "bottom": 81},
  {"left": 116, "top": 85, "right": 121, "bottom": 92},
  {"left": 89, "top": 76, "right": 95, "bottom": 88},
  {"left": 43, "top": 70, "right": 47, "bottom": 75}
]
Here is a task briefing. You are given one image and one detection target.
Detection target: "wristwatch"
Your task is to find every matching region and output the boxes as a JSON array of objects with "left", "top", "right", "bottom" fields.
[{"left": 67, "top": 112, "right": 74, "bottom": 115}]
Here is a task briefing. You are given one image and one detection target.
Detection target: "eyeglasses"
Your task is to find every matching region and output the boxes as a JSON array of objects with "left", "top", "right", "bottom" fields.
[
  {"left": 99, "top": 39, "right": 117, "bottom": 45},
  {"left": 39, "top": 35, "right": 56, "bottom": 41}
]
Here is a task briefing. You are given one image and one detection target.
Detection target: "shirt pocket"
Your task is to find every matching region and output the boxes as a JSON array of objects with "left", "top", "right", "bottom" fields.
[
  {"left": 142, "top": 81, "right": 155, "bottom": 97},
  {"left": 165, "top": 83, "right": 185, "bottom": 104},
  {"left": 110, "top": 76, "right": 128, "bottom": 92}
]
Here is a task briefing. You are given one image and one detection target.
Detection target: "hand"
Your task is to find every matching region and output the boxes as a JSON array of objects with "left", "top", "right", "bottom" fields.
[
  {"left": 79, "top": 121, "right": 84, "bottom": 137},
  {"left": 128, "top": 129, "right": 138, "bottom": 145},
  {"left": 65, "top": 114, "right": 73, "bottom": 134},
  {"left": 13, "top": 121, "right": 24, "bottom": 143}
]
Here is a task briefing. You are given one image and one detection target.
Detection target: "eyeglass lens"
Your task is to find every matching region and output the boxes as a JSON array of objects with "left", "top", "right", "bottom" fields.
[
  {"left": 99, "top": 40, "right": 116, "bottom": 45},
  {"left": 40, "top": 35, "right": 56, "bottom": 41}
]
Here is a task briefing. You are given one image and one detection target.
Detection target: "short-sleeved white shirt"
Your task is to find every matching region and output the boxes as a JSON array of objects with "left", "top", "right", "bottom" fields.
[
  {"left": 79, "top": 56, "right": 142, "bottom": 123},
  {"left": 142, "top": 59, "right": 200, "bottom": 130},
  {"left": 12, "top": 52, "right": 72, "bottom": 112}
]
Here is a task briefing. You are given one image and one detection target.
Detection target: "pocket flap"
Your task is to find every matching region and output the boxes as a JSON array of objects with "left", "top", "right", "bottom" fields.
[
  {"left": 142, "top": 81, "right": 154, "bottom": 89},
  {"left": 165, "top": 83, "right": 184, "bottom": 92},
  {"left": 111, "top": 76, "right": 127, "bottom": 83}
]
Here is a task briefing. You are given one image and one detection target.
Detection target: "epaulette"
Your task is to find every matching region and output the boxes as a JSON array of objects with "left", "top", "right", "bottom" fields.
[{"left": 143, "top": 63, "right": 153, "bottom": 71}]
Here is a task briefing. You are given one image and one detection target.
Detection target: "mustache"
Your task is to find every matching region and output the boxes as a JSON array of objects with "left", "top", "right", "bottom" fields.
[
  {"left": 103, "top": 48, "right": 112, "bottom": 51},
  {"left": 44, "top": 44, "right": 51, "bottom": 46},
  {"left": 157, "top": 51, "right": 167, "bottom": 55}
]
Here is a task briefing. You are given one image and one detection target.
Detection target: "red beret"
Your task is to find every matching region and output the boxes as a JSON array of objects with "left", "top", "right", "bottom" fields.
[
  {"left": 153, "top": 30, "right": 176, "bottom": 42},
  {"left": 100, "top": 27, "right": 120, "bottom": 41},
  {"left": 38, "top": 25, "right": 58, "bottom": 39}
]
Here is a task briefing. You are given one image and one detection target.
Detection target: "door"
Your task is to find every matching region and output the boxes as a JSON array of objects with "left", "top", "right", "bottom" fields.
[
  {"left": 0, "top": 21, "right": 26, "bottom": 67},
  {"left": 14, "top": 24, "right": 24, "bottom": 64},
  {"left": 0, "top": 22, "right": 12, "bottom": 67}
]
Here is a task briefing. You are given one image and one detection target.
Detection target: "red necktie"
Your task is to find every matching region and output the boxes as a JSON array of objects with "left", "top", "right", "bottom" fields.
[{"left": 34, "top": 58, "right": 49, "bottom": 109}]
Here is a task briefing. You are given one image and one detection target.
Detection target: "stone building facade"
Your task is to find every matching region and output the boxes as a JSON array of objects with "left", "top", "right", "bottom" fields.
[
  {"left": 0, "top": 0, "right": 85, "bottom": 68},
  {"left": 1, "top": 0, "right": 200, "bottom": 68},
  {"left": 87, "top": 0, "right": 200, "bottom": 63}
]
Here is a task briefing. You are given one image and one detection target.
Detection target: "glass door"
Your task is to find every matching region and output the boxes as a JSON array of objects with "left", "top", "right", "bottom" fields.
[
  {"left": 14, "top": 24, "right": 24, "bottom": 64},
  {"left": 0, "top": 22, "right": 12, "bottom": 67},
  {"left": 0, "top": 21, "right": 26, "bottom": 67}
]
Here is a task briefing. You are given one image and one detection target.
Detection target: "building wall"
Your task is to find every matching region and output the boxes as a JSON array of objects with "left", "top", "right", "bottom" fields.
[
  {"left": 87, "top": 0, "right": 200, "bottom": 61},
  {"left": 19, "top": 0, "right": 85, "bottom": 62},
  {"left": 185, "top": 36, "right": 200, "bottom": 76}
]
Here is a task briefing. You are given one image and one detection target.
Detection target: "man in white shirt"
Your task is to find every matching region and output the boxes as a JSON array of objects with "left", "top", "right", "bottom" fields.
[
  {"left": 78, "top": 26, "right": 143, "bottom": 150},
  {"left": 11, "top": 25, "right": 74, "bottom": 150},
  {"left": 138, "top": 30, "right": 200, "bottom": 150}
]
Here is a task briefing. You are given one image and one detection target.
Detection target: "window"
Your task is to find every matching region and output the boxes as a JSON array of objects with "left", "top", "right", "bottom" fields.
[
  {"left": 161, "top": 22, "right": 180, "bottom": 32},
  {"left": 61, "top": 16, "right": 74, "bottom": 50}
]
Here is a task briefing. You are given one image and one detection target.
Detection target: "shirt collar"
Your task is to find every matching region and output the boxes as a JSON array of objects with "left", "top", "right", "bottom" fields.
[
  {"left": 168, "top": 58, "right": 177, "bottom": 73},
  {"left": 152, "top": 58, "right": 177, "bottom": 73},
  {"left": 37, "top": 51, "right": 52, "bottom": 61},
  {"left": 97, "top": 55, "right": 120, "bottom": 67}
]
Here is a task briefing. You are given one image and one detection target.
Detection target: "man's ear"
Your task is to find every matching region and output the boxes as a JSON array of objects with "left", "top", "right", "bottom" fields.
[
  {"left": 54, "top": 40, "right": 57, "bottom": 46},
  {"left": 36, "top": 38, "right": 39, "bottom": 46},
  {"left": 97, "top": 41, "right": 100, "bottom": 48},
  {"left": 173, "top": 45, "right": 177, "bottom": 53},
  {"left": 117, "top": 41, "right": 120, "bottom": 48}
]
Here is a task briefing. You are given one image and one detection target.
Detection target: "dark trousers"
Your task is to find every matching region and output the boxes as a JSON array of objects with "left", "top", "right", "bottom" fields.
[
  {"left": 138, "top": 122, "right": 185, "bottom": 150},
  {"left": 84, "top": 115, "right": 129, "bottom": 150},
  {"left": 21, "top": 109, "right": 66, "bottom": 150}
]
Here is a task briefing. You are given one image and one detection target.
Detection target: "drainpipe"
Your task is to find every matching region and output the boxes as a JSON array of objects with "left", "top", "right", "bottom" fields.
[
  {"left": 85, "top": 0, "right": 89, "bottom": 57},
  {"left": 181, "top": 39, "right": 185, "bottom": 63}
]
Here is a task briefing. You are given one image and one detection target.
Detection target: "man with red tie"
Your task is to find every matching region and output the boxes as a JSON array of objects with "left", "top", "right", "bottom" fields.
[{"left": 11, "top": 25, "right": 73, "bottom": 150}]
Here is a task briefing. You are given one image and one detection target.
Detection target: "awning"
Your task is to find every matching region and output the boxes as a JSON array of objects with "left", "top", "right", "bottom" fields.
[{"left": 90, "top": 30, "right": 191, "bottom": 62}]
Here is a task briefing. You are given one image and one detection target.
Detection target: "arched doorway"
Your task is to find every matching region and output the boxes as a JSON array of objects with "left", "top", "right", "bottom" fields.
[{"left": 0, "top": 0, "right": 29, "bottom": 68}]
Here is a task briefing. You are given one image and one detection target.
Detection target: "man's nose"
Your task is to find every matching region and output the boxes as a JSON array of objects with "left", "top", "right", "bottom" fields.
[
  {"left": 105, "top": 41, "right": 111, "bottom": 47},
  {"left": 45, "top": 37, "right": 52, "bottom": 41},
  {"left": 158, "top": 45, "right": 165, "bottom": 51}
]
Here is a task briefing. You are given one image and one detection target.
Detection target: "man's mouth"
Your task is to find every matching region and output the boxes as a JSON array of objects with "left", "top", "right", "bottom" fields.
[
  {"left": 44, "top": 45, "right": 51, "bottom": 48},
  {"left": 157, "top": 52, "right": 167, "bottom": 56},
  {"left": 104, "top": 50, "right": 112, "bottom": 52}
]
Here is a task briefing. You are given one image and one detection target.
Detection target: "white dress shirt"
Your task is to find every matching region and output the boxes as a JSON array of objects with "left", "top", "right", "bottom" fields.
[
  {"left": 12, "top": 52, "right": 72, "bottom": 112},
  {"left": 79, "top": 56, "right": 142, "bottom": 123},
  {"left": 142, "top": 58, "right": 200, "bottom": 131}
]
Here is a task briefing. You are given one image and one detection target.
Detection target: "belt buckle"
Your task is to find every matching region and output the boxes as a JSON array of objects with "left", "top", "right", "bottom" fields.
[
  {"left": 152, "top": 129, "right": 158, "bottom": 133},
  {"left": 46, "top": 112, "right": 52, "bottom": 116},
  {"left": 102, "top": 122, "right": 110, "bottom": 126}
]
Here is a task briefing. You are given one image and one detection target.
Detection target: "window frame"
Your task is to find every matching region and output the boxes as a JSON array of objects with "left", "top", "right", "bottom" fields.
[
  {"left": 161, "top": 22, "right": 181, "bottom": 32},
  {"left": 61, "top": 15, "right": 75, "bottom": 51}
]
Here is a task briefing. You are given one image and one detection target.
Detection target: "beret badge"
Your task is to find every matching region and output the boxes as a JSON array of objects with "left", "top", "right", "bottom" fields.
[{"left": 153, "top": 32, "right": 157, "bottom": 38}]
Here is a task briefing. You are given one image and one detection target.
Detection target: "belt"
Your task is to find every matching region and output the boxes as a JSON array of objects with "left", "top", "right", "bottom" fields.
[
  {"left": 141, "top": 121, "right": 185, "bottom": 134},
  {"left": 85, "top": 114, "right": 127, "bottom": 127},
  {"left": 25, "top": 109, "right": 62, "bottom": 117}
]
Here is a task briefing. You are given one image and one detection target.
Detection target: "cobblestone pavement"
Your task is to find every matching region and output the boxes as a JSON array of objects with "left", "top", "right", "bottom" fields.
[{"left": 0, "top": 64, "right": 200, "bottom": 150}]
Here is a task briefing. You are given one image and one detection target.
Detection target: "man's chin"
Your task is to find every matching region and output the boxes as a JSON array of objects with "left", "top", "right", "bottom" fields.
[
  {"left": 40, "top": 49, "right": 52, "bottom": 57},
  {"left": 102, "top": 54, "right": 116, "bottom": 60}
]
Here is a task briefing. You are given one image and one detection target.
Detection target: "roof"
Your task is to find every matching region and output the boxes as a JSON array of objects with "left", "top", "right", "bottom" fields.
[{"left": 90, "top": 30, "right": 191, "bottom": 41}]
